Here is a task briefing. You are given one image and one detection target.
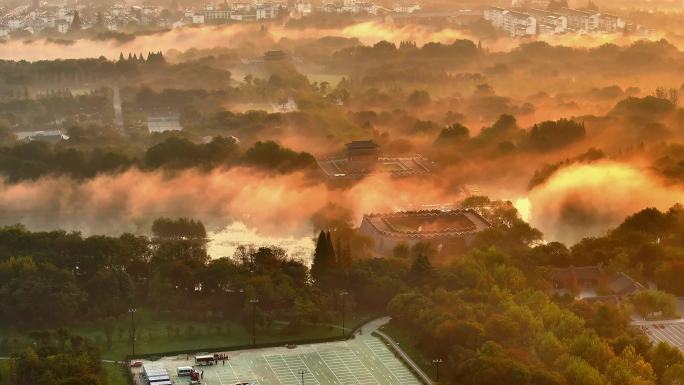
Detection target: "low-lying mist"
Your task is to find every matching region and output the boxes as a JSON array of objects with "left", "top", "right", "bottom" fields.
[
  {"left": 0, "top": 165, "right": 462, "bottom": 236},
  {"left": 525, "top": 160, "right": 684, "bottom": 244},
  {"left": 3, "top": 156, "right": 680, "bottom": 250},
  {"left": 0, "top": 21, "right": 666, "bottom": 61}
]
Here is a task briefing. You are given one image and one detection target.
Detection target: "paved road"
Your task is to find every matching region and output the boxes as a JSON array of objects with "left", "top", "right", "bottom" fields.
[
  {"left": 2, "top": 318, "right": 433, "bottom": 385},
  {"left": 369, "top": 318, "right": 433, "bottom": 385}
]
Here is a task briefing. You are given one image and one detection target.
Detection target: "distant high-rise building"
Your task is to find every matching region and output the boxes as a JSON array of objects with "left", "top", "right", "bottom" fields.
[{"left": 511, "top": 0, "right": 550, "bottom": 8}]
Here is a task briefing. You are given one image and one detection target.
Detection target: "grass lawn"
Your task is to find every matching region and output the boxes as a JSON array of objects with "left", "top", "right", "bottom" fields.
[
  {"left": 103, "top": 362, "right": 130, "bottom": 385},
  {"left": 379, "top": 322, "right": 435, "bottom": 378},
  {"left": 0, "top": 309, "right": 376, "bottom": 361},
  {"left": 0, "top": 360, "right": 9, "bottom": 385}
]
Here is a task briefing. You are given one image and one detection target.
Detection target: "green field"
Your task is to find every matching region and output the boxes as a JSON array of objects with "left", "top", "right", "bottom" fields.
[
  {"left": 103, "top": 362, "right": 130, "bottom": 385},
  {"left": 0, "top": 360, "right": 9, "bottom": 385},
  {"left": 0, "top": 309, "right": 375, "bottom": 360}
]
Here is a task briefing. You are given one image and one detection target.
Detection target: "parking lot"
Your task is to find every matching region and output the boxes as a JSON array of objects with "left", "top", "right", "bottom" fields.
[
  {"left": 131, "top": 319, "right": 423, "bottom": 385},
  {"left": 637, "top": 320, "right": 684, "bottom": 350}
]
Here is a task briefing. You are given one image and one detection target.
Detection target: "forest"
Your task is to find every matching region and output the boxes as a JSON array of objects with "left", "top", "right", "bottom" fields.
[{"left": 2, "top": 203, "right": 684, "bottom": 384}]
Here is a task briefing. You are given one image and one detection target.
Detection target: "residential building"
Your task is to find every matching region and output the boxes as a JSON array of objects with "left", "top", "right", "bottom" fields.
[
  {"left": 147, "top": 113, "right": 182, "bottom": 133},
  {"left": 15, "top": 130, "right": 69, "bottom": 144},
  {"left": 294, "top": 1, "right": 312, "bottom": 16},
  {"left": 202, "top": 8, "right": 231, "bottom": 22},
  {"left": 392, "top": 3, "right": 420, "bottom": 13},
  {"left": 502, "top": 9, "right": 536, "bottom": 36},
  {"left": 256, "top": 3, "right": 279, "bottom": 20},
  {"left": 486, "top": 7, "right": 536, "bottom": 36},
  {"left": 484, "top": 6, "right": 505, "bottom": 29},
  {"left": 512, "top": 0, "right": 549, "bottom": 8},
  {"left": 525, "top": 8, "right": 566, "bottom": 34},
  {"left": 485, "top": 5, "right": 625, "bottom": 36},
  {"left": 550, "top": 265, "right": 645, "bottom": 303},
  {"left": 7, "top": 19, "right": 23, "bottom": 30},
  {"left": 598, "top": 13, "right": 625, "bottom": 32},
  {"left": 56, "top": 19, "right": 69, "bottom": 33},
  {"left": 555, "top": 7, "right": 598, "bottom": 32}
]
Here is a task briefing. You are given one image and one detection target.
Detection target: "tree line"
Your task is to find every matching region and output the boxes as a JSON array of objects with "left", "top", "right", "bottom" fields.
[
  {"left": 0, "top": 136, "right": 316, "bottom": 182},
  {"left": 3, "top": 202, "right": 684, "bottom": 384}
]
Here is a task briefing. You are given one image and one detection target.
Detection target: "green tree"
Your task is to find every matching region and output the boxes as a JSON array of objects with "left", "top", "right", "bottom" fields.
[
  {"left": 69, "top": 11, "right": 82, "bottom": 32},
  {"left": 629, "top": 290, "right": 677, "bottom": 319},
  {"left": 408, "top": 254, "right": 433, "bottom": 283},
  {"left": 662, "top": 363, "right": 684, "bottom": 385},
  {"left": 649, "top": 342, "right": 684, "bottom": 379},
  {"left": 311, "top": 231, "right": 336, "bottom": 285},
  {"left": 435, "top": 123, "right": 469, "bottom": 144},
  {"left": 392, "top": 242, "right": 410, "bottom": 259},
  {"left": 407, "top": 90, "right": 431, "bottom": 107}
]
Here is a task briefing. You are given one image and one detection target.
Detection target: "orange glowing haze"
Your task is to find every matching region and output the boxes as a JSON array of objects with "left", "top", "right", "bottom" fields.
[
  {"left": 525, "top": 161, "right": 684, "bottom": 244},
  {"left": 0, "top": 159, "right": 679, "bottom": 247},
  {"left": 0, "top": 166, "right": 464, "bottom": 237},
  {"left": 0, "top": 21, "right": 666, "bottom": 61}
]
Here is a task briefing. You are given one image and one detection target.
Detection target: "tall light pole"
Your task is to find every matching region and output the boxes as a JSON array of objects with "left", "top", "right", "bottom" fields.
[
  {"left": 432, "top": 359, "right": 443, "bottom": 384},
  {"left": 128, "top": 308, "right": 137, "bottom": 357},
  {"left": 249, "top": 299, "right": 259, "bottom": 345},
  {"left": 339, "top": 291, "right": 348, "bottom": 338},
  {"left": 299, "top": 369, "right": 306, "bottom": 385}
]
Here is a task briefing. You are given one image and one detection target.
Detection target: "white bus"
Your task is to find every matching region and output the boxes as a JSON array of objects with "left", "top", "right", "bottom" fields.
[
  {"left": 195, "top": 354, "right": 215, "bottom": 366},
  {"left": 177, "top": 366, "right": 193, "bottom": 376},
  {"left": 147, "top": 375, "right": 171, "bottom": 383}
]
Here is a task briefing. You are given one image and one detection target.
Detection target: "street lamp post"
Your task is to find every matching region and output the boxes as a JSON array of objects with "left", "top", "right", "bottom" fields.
[
  {"left": 128, "top": 308, "right": 137, "bottom": 357},
  {"left": 339, "top": 291, "right": 348, "bottom": 338},
  {"left": 432, "top": 359, "right": 443, "bottom": 384},
  {"left": 249, "top": 299, "right": 259, "bottom": 345},
  {"left": 299, "top": 369, "right": 306, "bottom": 385}
]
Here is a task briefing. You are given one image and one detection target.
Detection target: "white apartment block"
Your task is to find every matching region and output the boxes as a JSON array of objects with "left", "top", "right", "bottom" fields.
[
  {"left": 392, "top": 3, "right": 420, "bottom": 13},
  {"left": 555, "top": 8, "right": 598, "bottom": 32},
  {"left": 597, "top": 13, "right": 625, "bottom": 32},
  {"left": 7, "top": 19, "right": 24, "bottom": 30},
  {"left": 486, "top": 6, "right": 625, "bottom": 36},
  {"left": 525, "top": 8, "right": 566, "bottom": 34},
  {"left": 484, "top": 7, "right": 536, "bottom": 36},
  {"left": 56, "top": 19, "right": 69, "bottom": 32},
  {"left": 294, "top": 1, "right": 312, "bottom": 16}
]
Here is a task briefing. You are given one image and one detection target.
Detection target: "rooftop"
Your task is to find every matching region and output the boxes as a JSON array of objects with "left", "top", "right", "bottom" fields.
[
  {"left": 345, "top": 140, "right": 380, "bottom": 150},
  {"left": 550, "top": 265, "right": 645, "bottom": 301},
  {"left": 556, "top": 7, "right": 597, "bottom": 17},
  {"left": 317, "top": 155, "right": 434, "bottom": 179},
  {"left": 363, "top": 209, "right": 490, "bottom": 239}
]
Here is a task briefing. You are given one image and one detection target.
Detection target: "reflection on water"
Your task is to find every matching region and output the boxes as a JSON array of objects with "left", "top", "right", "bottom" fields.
[{"left": 207, "top": 221, "right": 315, "bottom": 265}]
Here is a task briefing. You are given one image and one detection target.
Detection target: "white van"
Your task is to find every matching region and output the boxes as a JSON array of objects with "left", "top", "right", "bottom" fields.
[{"left": 177, "top": 366, "right": 193, "bottom": 377}]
